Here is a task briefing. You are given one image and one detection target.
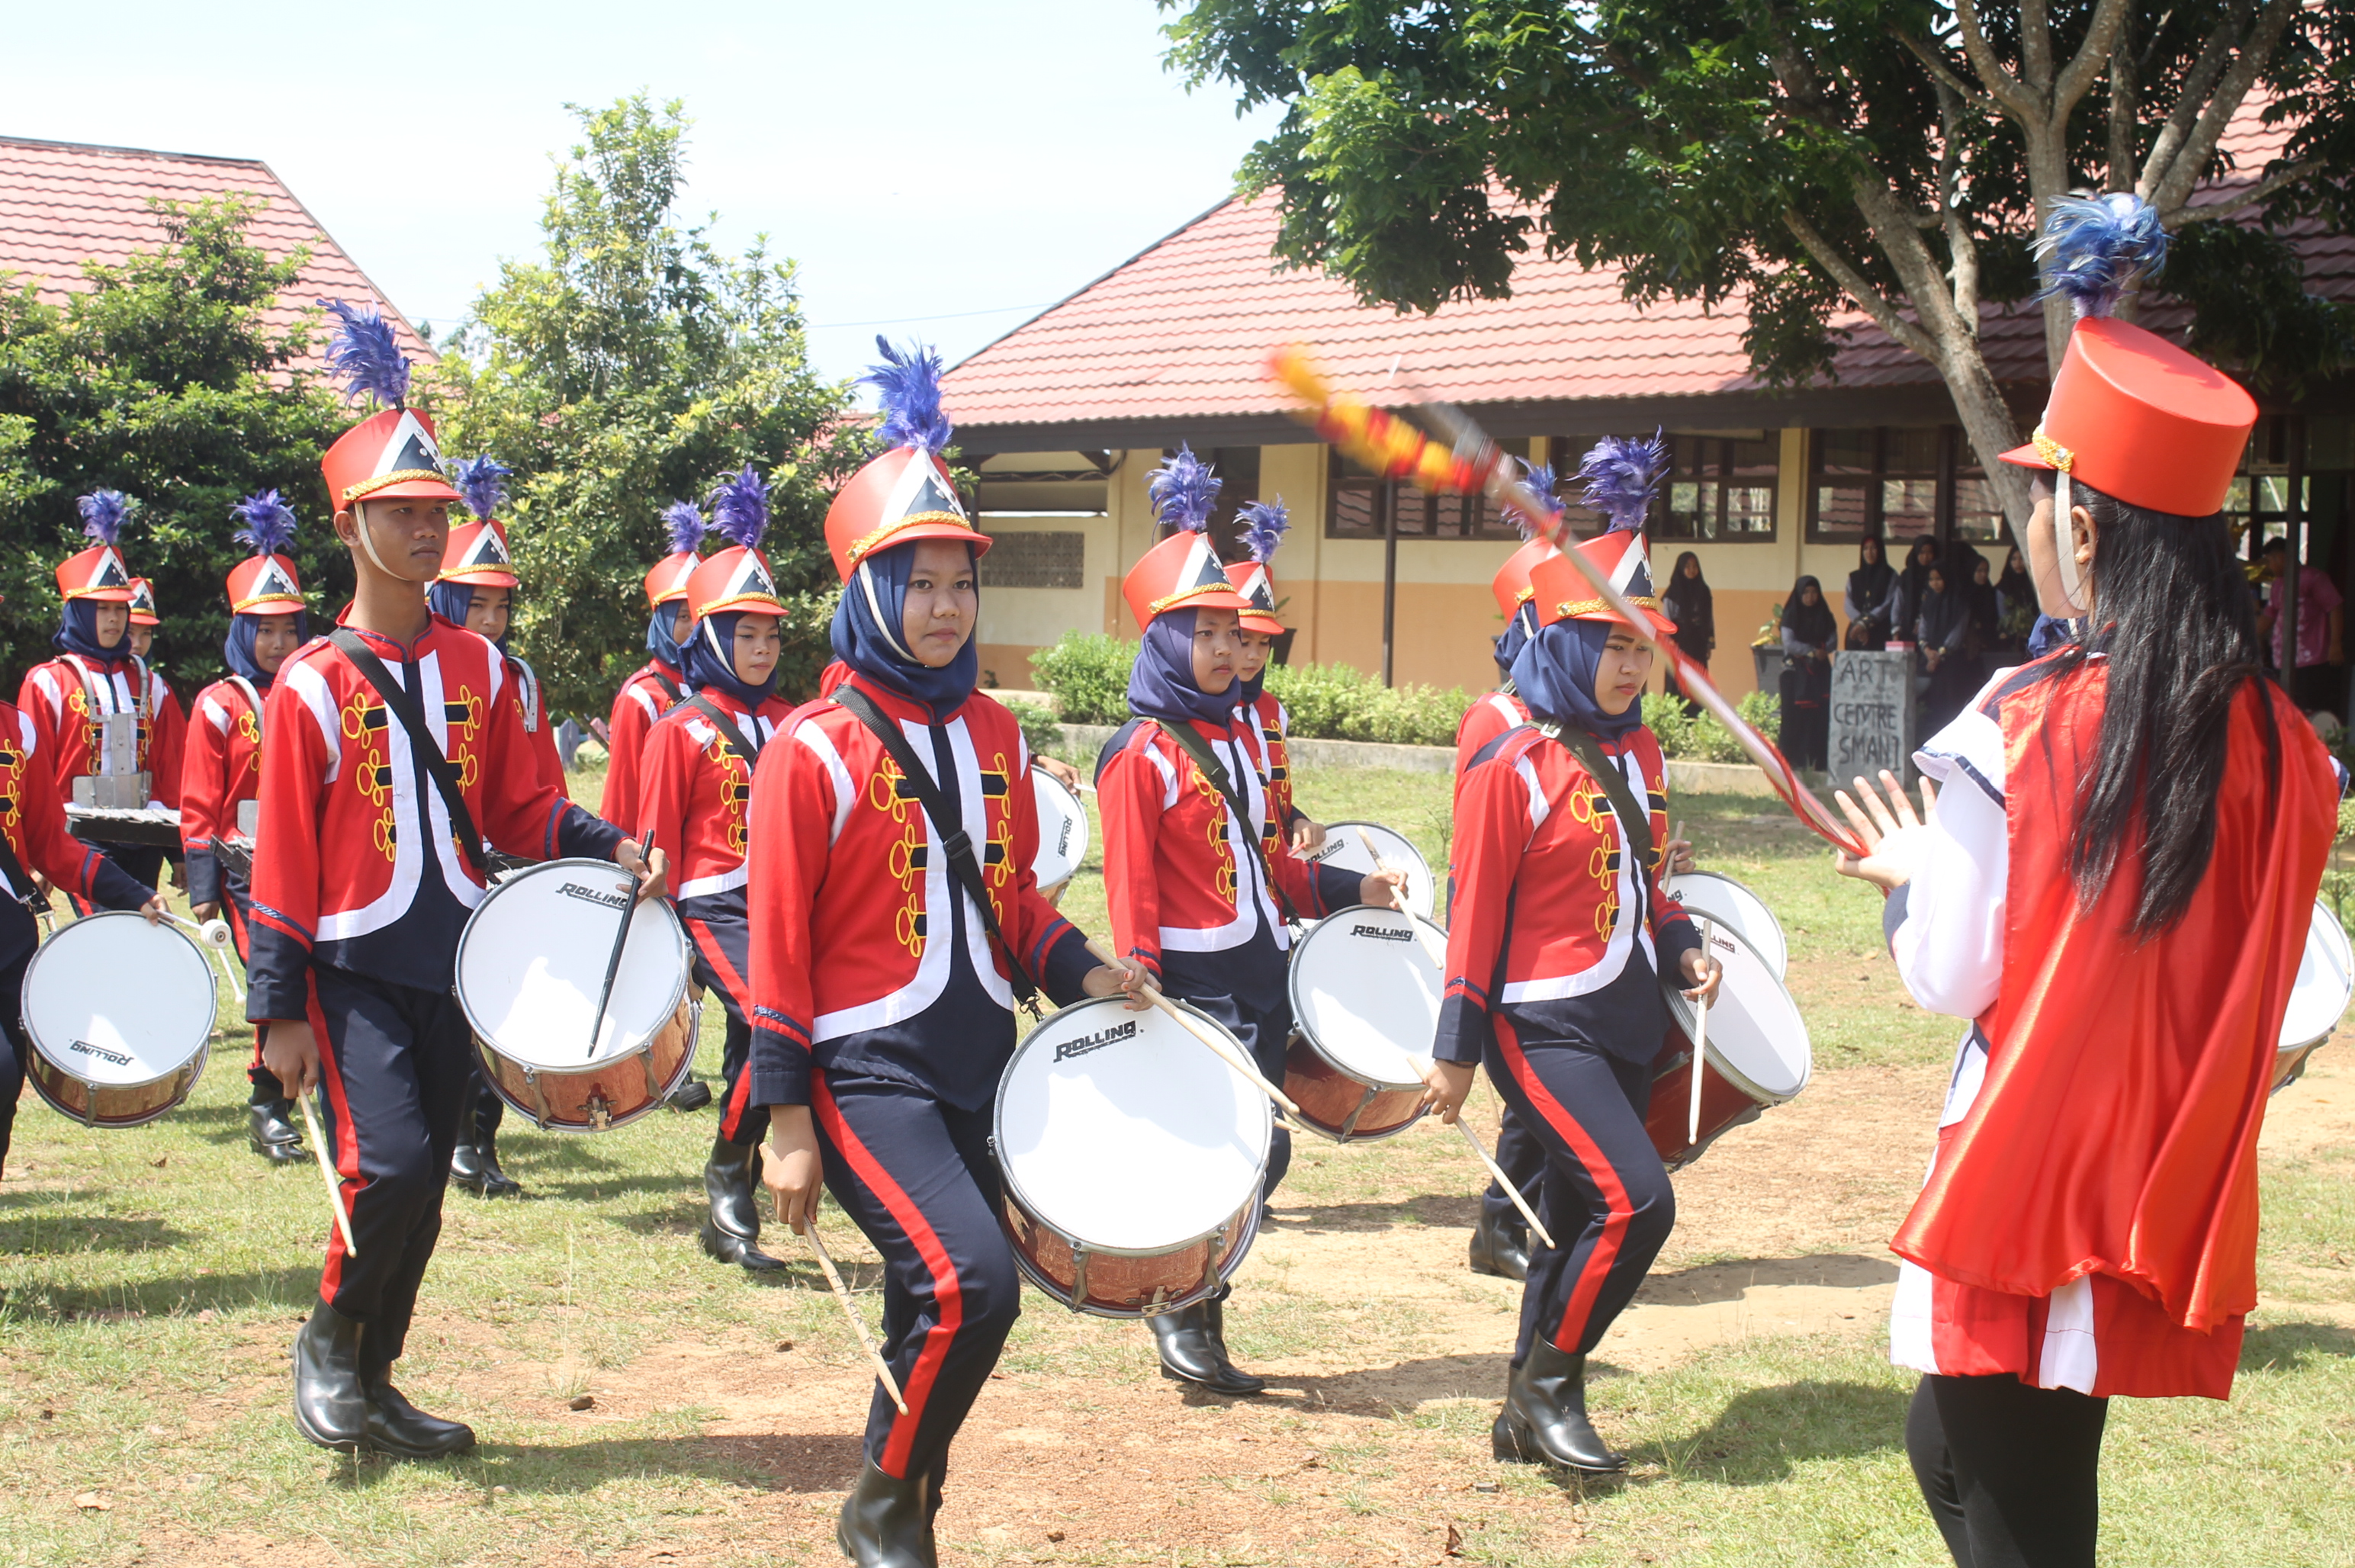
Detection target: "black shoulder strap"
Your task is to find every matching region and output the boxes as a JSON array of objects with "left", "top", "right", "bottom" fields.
[
  {"left": 1149, "top": 714, "right": 1300, "bottom": 926},
  {"left": 0, "top": 820, "right": 42, "bottom": 914},
  {"left": 834, "top": 685, "right": 1040, "bottom": 1011},
  {"left": 684, "top": 693, "right": 764, "bottom": 767},
  {"left": 1546, "top": 724, "right": 1658, "bottom": 874},
  {"left": 327, "top": 628, "right": 490, "bottom": 879},
  {"left": 651, "top": 670, "right": 683, "bottom": 705}
]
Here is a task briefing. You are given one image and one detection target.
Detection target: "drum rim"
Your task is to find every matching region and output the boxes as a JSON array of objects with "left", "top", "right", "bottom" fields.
[
  {"left": 454, "top": 856, "right": 690, "bottom": 1069},
  {"left": 1029, "top": 766, "right": 1090, "bottom": 888},
  {"left": 1285, "top": 902, "right": 1445, "bottom": 1092},
  {"left": 469, "top": 994, "right": 701, "bottom": 1133},
  {"left": 994, "top": 993, "right": 1274, "bottom": 1258},
  {"left": 19, "top": 910, "right": 219, "bottom": 1095},
  {"left": 1665, "top": 869, "right": 1789, "bottom": 977},
  {"left": 1306, "top": 820, "right": 1437, "bottom": 918},
  {"left": 2283, "top": 896, "right": 2354, "bottom": 1052},
  {"left": 1005, "top": 1186, "right": 1267, "bottom": 1319},
  {"left": 1660, "top": 918, "right": 1811, "bottom": 1104}
]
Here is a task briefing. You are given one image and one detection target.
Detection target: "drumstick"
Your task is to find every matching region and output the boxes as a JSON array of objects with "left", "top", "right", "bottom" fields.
[
  {"left": 1354, "top": 827, "right": 1448, "bottom": 969},
  {"left": 760, "top": 1148, "right": 907, "bottom": 1414},
  {"left": 1082, "top": 937, "right": 1304, "bottom": 1118},
  {"left": 294, "top": 1091, "right": 357, "bottom": 1258},
  {"left": 585, "top": 867, "right": 639, "bottom": 1060},
  {"left": 1454, "top": 1118, "right": 1556, "bottom": 1251},
  {"left": 1688, "top": 920, "right": 1714, "bottom": 1147}
]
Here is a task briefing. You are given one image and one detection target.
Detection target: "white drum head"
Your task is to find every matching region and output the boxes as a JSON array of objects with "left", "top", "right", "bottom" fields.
[
  {"left": 997, "top": 998, "right": 1271, "bottom": 1255},
  {"left": 1306, "top": 821, "right": 1436, "bottom": 921},
  {"left": 1030, "top": 769, "right": 1089, "bottom": 892},
  {"left": 2283, "top": 898, "right": 2353, "bottom": 1052},
  {"left": 455, "top": 859, "right": 689, "bottom": 1068},
  {"left": 1663, "top": 921, "right": 1810, "bottom": 1104},
  {"left": 1288, "top": 906, "right": 1441, "bottom": 1089},
  {"left": 21, "top": 912, "right": 216, "bottom": 1086},
  {"left": 1666, "top": 870, "right": 1788, "bottom": 980}
]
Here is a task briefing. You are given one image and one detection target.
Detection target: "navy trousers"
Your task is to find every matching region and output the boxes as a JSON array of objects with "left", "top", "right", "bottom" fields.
[
  {"left": 1480, "top": 1104, "right": 1547, "bottom": 1231},
  {"left": 685, "top": 911, "right": 769, "bottom": 1146},
  {"left": 0, "top": 943, "right": 37, "bottom": 1179},
  {"left": 1484, "top": 1016, "right": 1675, "bottom": 1364},
  {"left": 307, "top": 964, "right": 472, "bottom": 1377},
  {"left": 813, "top": 1069, "right": 1021, "bottom": 1496},
  {"left": 216, "top": 872, "right": 288, "bottom": 1108}
]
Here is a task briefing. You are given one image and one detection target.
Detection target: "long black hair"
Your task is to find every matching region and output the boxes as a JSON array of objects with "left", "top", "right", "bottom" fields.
[{"left": 2034, "top": 480, "right": 2278, "bottom": 935}]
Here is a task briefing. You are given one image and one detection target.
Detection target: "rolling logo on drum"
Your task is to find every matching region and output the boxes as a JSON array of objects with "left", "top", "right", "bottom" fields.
[
  {"left": 69, "top": 1039, "right": 132, "bottom": 1068},
  {"left": 1349, "top": 923, "right": 1413, "bottom": 943},
  {"left": 557, "top": 881, "right": 631, "bottom": 911},
  {"left": 1055, "top": 818, "right": 1075, "bottom": 856},
  {"left": 1054, "top": 1020, "right": 1138, "bottom": 1062}
]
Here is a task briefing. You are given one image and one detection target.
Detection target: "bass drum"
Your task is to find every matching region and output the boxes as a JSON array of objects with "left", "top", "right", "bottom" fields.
[
  {"left": 21, "top": 912, "right": 216, "bottom": 1127},
  {"left": 2276, "top": 898, "right": 2353, "bottom": 1094},
  {"left": 457, "top": 859, "right": 699, "bottom": 1132},
  {"left": 995, "top": 995, "right": 1271, "bottom": 1318},
  {"left": 1284, "top": 904, "right": 1440, "bottom": 1141},
  {"left": 1029, "top": 766, "right": 1090, "bottom": 904},
  {"left": 1306, "top": 821, "right": 1436, "bottom": 921},
  {"left": 1663, "top": 869, "right": 1788, "bottom": 980},
  {"left": 1647, "top": 921, "right": 1810, "bottom": 1169}
]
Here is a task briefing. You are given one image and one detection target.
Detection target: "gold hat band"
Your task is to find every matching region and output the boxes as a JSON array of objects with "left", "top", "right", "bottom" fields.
[
  {"left": 342, "top": 469, "right": 450, "bottom": 503},
  {"left": 845, "top": 511, "right": 972, "bottom": 566},
  {"left": 2031, "top": 428, "right": 2076, "bottom": 474},
  {"left": 1556, "top": 594, "right": 1659, "bottom": 618}
]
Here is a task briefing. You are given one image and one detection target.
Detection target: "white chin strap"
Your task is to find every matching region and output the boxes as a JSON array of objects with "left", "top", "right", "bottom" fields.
[
  {"left": 350, "top": 500, "right": 394, "bottom": 577},
  {"left": 857, "top": 561, "right": 918, "bottom": 664},
  {"left": 2050, "top": 467, "right": 2090, "bottom": 619}
]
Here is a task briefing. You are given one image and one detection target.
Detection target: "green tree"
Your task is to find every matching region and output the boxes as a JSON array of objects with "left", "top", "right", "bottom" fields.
[
  {"left": 0, "top": 196, "right": 349, "bottom": 684},
  {"left": 426, "top": 95, "right": 859, "bottom": 717},
  {"left": 1164, "top": 1, "right": 2355, "bottom": 534}
]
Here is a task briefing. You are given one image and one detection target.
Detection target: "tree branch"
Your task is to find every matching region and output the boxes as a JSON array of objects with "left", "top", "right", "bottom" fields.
[
  {"left": 2169, "top": 160, "right": 2321, "bottom": 225},
  {"left": 2021, "top": 0, "right": 2055, "bottom": 98},
  {"left": 2148, "top": 0, "right": 2301, "bottom": 215},
  {"left": 2106, "top": 10, "right": 2138, "bottom": 194},
  {"left": 1895, "top": 29, "right": 2000, "bottom": 115},
  {"left": 1952, "top": 0, "right": 2042, "bottom": 119},
  {"left": 1784, "top": 209, "right": 1938, "bottom": 360},
  {"left": 2053, "top": 0, "right": 2132, "bottom": 115},
  {"left": 2138, "top": 1, "right": 2252, "bottom": 198},
  {"left": 1938, "top": 82, "right": 1982, "bottom": 330}
]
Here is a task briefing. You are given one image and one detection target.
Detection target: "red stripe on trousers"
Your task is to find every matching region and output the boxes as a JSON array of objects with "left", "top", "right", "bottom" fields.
[
  {"left": 304, "top": 978, "right": 364, "bottom": 1306},
  {"left": 813, "top": 1074, "right": 962, "bottom": 1479},
  {"left": 687, "top": 917, "right": 756, "bottom": 1139},
  {"left": 1493, "top": 1014, "right": 1637, "bottom": 1354}
]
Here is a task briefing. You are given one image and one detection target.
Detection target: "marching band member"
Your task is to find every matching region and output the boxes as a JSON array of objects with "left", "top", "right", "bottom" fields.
[
  {"left": 428, "top": 455, "right": 563, "bottom": 1200},
  {"left": 182, "top": 491, "right": 311, "bottom": 1165},
  {"left": 125, "top": 577, "right": 190, "bottom": 848},
  {"left": 638, "top": 468, "right": 795, "bottom": 1273},
  {"left": 1419, "top": 436, "right": 1719, "bottom": 1476},
  {"left": 1833, "top": 198, "right": 2337, "bottom": 1567},
  {"left": 19, "top": 491, "right": 177, "bottom": 907},
  {"left": 252, "top": 302, "right": 658, "bottom": 1460},
  {"left": 750, "top": 340, "right": 1144, "bottom": 1568},
  {"left": 1222, "top": 499, "right": 1324, "bottom": 853},
  {"left": 1098, "top": 445, "right": 1395, "bottom": 1396},
  {"left": 599, "top": 501, "right": 706, "bottom": 831}
]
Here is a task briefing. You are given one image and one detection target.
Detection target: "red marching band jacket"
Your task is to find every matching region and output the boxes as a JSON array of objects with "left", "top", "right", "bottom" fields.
[
  {"left": 1454, "top": 691, "right": 1531, "bottom": 788},
  {"left": 243, "top": 611, "right": 622, "bottom": 1024},
  {"left": 638, "top": 686, "right": 792, "bottom": 908},
  {"left": 178, "top": 676, "right": 267, "bottom": 910},
  {"left": 1233, "top": 691, "right": 1303, "bottom": 829},
  {"left": 18, "top": 653, "right": 184, "bottom": 811},
  {"left": 0, "top": 701, "right": 150, "bottom": 942},
  {"left": 745, "top": 675, "right": 1089, "bottom": 1107},
  {"left": 599, "top": 659, "right": 686, "bottom": 832},
  {"left": 506, "top": 655, "right": 570, "bottom": 800},
  {"left": 1096, "top": 713, "right": 1349, "bottom": 979},
  {"left": 1435, "top": 723, "right": 1698, "bottom": 1064}
]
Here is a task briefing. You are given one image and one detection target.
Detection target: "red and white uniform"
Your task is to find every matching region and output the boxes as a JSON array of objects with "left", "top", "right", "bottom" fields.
[
  {"left": 18, "top": 653, "right": 182, "bottom": 811},
  {"left": 506, "top": 655, "right": 570, "bottom": 799},
  {"left": 641, "top": 688, "right": 790, "bottom": 908},
  {"left": 1232, "top": 689, "right": 1303, "bottom": 830},
  {"left": 1886, "top": 663, "right": 2337, "bottom": 1398},
  {"left": 179, "top": 676, "right": 268, "bottom": 938},
  {"left": 1454, "top": 690, "right": 1531, "bottom": 789},
  {"left": 0, "top": 701, "right": 149, "bottom": 933},
  {"left": 599, "top": 659, "right": 685, "bottom": 831}
]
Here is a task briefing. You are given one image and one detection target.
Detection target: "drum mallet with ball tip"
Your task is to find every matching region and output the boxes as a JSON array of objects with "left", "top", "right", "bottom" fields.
[
  {"left": 1083, "top": 938, "right": 1305, "bottom": 1119},
  {"left": 170, "top": 912, "right": 246, "bottom": 1003},
  {"left": 760, "top": 1146, "right": 906, "bottom": 1414}
]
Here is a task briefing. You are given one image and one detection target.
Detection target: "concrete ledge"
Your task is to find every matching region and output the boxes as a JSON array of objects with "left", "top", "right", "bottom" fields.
[
  {"left": 1052, "top": 724, "right": 1455, "bottom": 773},
  {"left": 1665, "top": 759, "right": 1783, "bottom": 798}
]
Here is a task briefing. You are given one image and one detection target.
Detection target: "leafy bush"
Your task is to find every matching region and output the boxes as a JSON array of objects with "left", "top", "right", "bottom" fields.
[
  {"left": 1028, "top": 633, "right": 1136, "bottom": 725},
  {"left": 998, "top": 698, "right": 1065, "bottom": 759},
  {"left": 1648, "top": 687, "right": 1779, "bottom": 763},
  {"left": 1028, "top": 632, "right": 1473, "bottom": 744}
]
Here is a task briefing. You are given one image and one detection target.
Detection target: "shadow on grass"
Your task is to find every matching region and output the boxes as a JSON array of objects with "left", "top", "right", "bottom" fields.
[
  {"left": 0, "top": 1264, "right": 320, "bottom": 1319},
  {"left": 2239, "top": 1319, "right": 2355, "bottom": 1373},
  {"left": 1636, "top": 1253, "right": 1900, "bottom": 1308},
  {"left": 327, "top": 1429, "right": 872, "bottom": 1496},
  {"left": 0, "top": 1206, "right": 193, "bottom": 1254},
  {"left": 1626, "top": 1378, "right": 1909, "bottom": 1486},
  {"left": 1267, "top": 1192, "right": 1483, "bottom": 1233}
]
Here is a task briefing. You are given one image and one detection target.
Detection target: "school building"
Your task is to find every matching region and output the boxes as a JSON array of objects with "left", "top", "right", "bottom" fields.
[{"left": 940, "top": 112, "right": 2355, "bottom": 702}]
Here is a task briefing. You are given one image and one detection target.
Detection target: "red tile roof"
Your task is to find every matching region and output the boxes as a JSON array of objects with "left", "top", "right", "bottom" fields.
[
  {"left": 0, "top": 134, "right": 432, "bottom": 374},
  {"left": 943, "top": 103, "right": 2351, "bottom": 447}
]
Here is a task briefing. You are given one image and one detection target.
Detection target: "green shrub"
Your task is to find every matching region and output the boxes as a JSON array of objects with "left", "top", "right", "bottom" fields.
[
  {"left": 1649, "top": 686, "right": 1780, "bottom": 763},
  {"left": 1027, "top": 631, "right": 1474, "bottom": 744},
  {"left": 1029, "top": 634, "right": 1137, "bottom": 725},
  {"left": 998, "top": 698, "right": 1065, "bottom": 759}
]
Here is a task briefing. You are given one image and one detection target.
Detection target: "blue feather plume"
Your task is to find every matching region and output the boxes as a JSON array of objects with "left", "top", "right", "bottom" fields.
[
  {"left": 76, "top": 490, "right": 130, "bottom": 546},
  {"left": 316, "top": 298, "right": 411, "bottom": 407},
  {"left": 449, "top": 455, "right": 512, "bottom": 521},
  {"left": 1510, "top": 461, "right": 1566, "bottom": 539},
  {"left": 2034, "top": 193, "right": 2170, "bottom": 320},
  {"left": 661, "top": 500, "right": 707, "bottom": 555},
  {"left": 1577, "top": 433, "right": 1667, "bottom": 533},
  {"left": 231, "top": 490, "right": 299, "bottom": 557},
  {"left": 863, "top": 336, "right": 955, "bottom": 454},
  {"left": 708, "top": 465, "right": 770, "bottom": 551},
  {"left": 1238, "top": 498, "right": 1290, "bottom": 563},
  {"left": 1147, "top": 443, "right": 1221, "bottom": 534}
]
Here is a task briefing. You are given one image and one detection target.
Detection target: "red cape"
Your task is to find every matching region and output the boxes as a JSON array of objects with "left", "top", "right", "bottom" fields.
[{"left": 1893, "top": 664, "right": 2336, "bottom": 1332}]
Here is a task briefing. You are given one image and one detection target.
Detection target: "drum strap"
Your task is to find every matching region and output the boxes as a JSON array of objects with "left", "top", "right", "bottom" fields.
[
  {"left": 0, "top": 821, "right": 41, "bottom": 914},
  {"left": 327, "top": 628, "right": 491, "bottom": 882},
  {"left": 683, "top": 694, "right": 763, "bottom": 767},
  {"left": 227, "top": 676, "right": 265, "bottom": 739},
  {"left": 834, "top": 686, "right": 1043, "bottom": 1014},
  {"left": 1544, "top": 725, "right": 1658, "bottom": 916},
  {"left": 1149, "top": 718, "right": 1301, "bottom": 927},
  {"left": 651, "top": 670, "right": 683, "bottom": 705}
]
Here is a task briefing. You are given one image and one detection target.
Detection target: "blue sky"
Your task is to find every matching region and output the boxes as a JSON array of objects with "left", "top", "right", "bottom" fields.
[{"left": 10, "top": 2, "right": 1280, "bottom": 386}]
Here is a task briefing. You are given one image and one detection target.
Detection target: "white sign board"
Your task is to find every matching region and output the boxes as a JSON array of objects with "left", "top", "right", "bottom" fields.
[{"left": 1828, "top": 651, "right": 1914, "bottom": 784}]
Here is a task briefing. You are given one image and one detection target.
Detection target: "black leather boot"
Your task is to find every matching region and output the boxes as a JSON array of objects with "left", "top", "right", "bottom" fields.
[
  {"left": 1150, "top": 1300, "right": 1264, "bottom": 1395},
  {"left": 699, "top": 1136, "right": 786, "bottom": 1272},
  {"left": 291, "top": 1301, "right": 366, "bottom": 1451},
  {"left": 248, "top": 1100, "right": 304, "bottom": 1164},
  {"left": 1469, "top": 1208, "right": 1531, "bottom": 1281},
  {"left": 1491, "top": 1338, "right": 1626, "bottom": 1474},
  {"left": 836, "top": 1457, "right": 935, "bottom": 1567},
  {"left": 451, "top": 1125, "right": 522, "bottom": 1199},
  {"left": 1201, "top": 1287, "right": 1267, "bottom": 1394},
  {"left": 361, "top": 1367, "right": 476, "bottom": 1459}
]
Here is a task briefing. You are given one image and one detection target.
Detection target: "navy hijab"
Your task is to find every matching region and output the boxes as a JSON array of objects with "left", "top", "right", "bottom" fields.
[
  {"left": 1509, "top": 615, "right": 1646, "bottom": 742},
  {"left": 645, "top": 603, "right": 692, "bottom": 673},
  {"left": 53, "top": 599, "right": 131, "bottom": 664},
  {"left": 827, "top": 539, "right": 977, "bottom": 721},
  {"left": 686, "top": 610, "right": 781, "bottom": 709},
  {"left": 1491, "top": 601, "right": 1539, "bottom": 683},
  {"left": 428, "top": 581, "right": 507, "bottom": 651},
  {"left": 1128, "top": 608, "right": 1242, "bottom": 729},
  {"left": 224, "top": 609, "right": 310, "bottom": 687}
]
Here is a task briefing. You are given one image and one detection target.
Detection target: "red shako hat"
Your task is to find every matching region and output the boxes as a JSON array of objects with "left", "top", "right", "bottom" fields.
[
  {"left": 824, "top": 338, "right": 990, "bottom": 581},
  {"left": 226, "top": 490, "right": 307, "bottom": 614},
  {"left": 1224, "top": 498, "right": 1291, "bottom": 635},
  {"left": 686, "top": 466, "right": 786, "bottom": 621},
  {"left": 1123, "top": 445, "right": 1253, "bottom": 627},
  {"left": 439, "top": 456, "right": 520, "bottom": 589},
  {"left": 126, "top": 577, "right": 160, "bottom": 627},
  {"left": 645, "top": 501, "right": 705, "bottom": 609},
  {"left": 58, "top": 490, "right": 137, "bottom": 603},
  {"left": 314, "top": 300, "right": 461, "bottom": 509},
  {"left": 1529, "top": 436, "right": 1675, "bottom": 638}
]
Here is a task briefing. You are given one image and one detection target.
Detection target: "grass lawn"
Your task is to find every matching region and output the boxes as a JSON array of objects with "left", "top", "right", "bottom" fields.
[{"left": 0, "top": 760, "right": 2345, "bottom": 1566}]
